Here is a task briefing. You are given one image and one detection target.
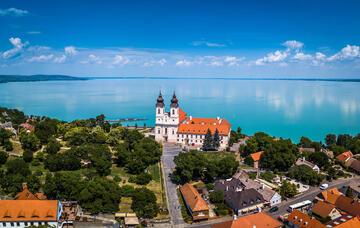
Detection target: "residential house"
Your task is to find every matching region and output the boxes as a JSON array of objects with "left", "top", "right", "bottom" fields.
[
  {"left": 0, "top": 122, "right": 16, "bottom": 135},
  {"left": 348, "top": 159, "right": 360, "bottom": 174},
  {"left": 333, "top": 216, "right": 360, "bottom": 228},
  {"left": 287, "top": 210, "right": 325, "bottom": 228},
  {"left": 0, "top": 200, "right": 62, "bottom": 228},
  {"left": 20, "top": 123, "right": 34, "bottom": 133},
  {"left": 326, "top": 214, "right": 354, "bottom": 227},
  {"left": 335, "top": 195, "right": 360, "bottom": 216},
  {"left": 317, "top": 188, "right": 342, "bottom": 205},
  {"left": 347, "top": 180, "right": 360, "bottom": 199},
  {"left": 179, "top": 183, "right": 209, "bottom": 221},
  {"left": 250, "top": 151, "right": 263, "bottom": 169},
  {"left": 211, "top": 212, "right": 282, "bottom": 228},
  {"left": 336, "top": 151, "right": 353, "bottom": 164},
  {"left": 15, "top": 184, "right": 47, "bottom": 200},
  {"left": 321, "top": 148, "right": 334, "bottom": 159},
  {"left": 299, "top": 147, "right": 316, "bottom": 154},
  {"left": 222, "top": 187, "right": 265, "bottom": 215},
  {"left": 295, "top": 158, "right": 320, "bottom": 173},
  {"left": 311, "top": 201, "right": 341, "bottom": 220},
  {"left": 215, "top": 173, "right": 281, "bottom": 207}
]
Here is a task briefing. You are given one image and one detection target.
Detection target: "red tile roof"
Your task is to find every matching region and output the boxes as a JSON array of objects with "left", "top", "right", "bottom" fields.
[
  {"left": 14, "top": 185, "right": 47, "bottom": 200},
  {"left": 180, "top": 183, "right": 209, "bottom": 212},
  {"left": 335, "top": 195, "right": 360, "bottom": 216},
  {"left": 179, "top": 108, "right": 187, "bottom": 123},
  {"left": 250, "top": 151, "right": 264, "bottom": 162},
  {"left": 212, "top": 212, "right": 283, "bottom": 228},
  {"left": 287, "top": 210, "right": 325, "bottom": 228},
  {"left": 178, "top": 117, "right": 231, "bottom": 136},
  {"left": 336, "top": 151, "right": 353, "bottom": 163},
  {"left": 321, "top": 188, "right": 342, "bottom": 205},
  {"left": 334, "top": 216, "right": 360, "bottom": 228},
  {"left": 0, "top": 200, "right": 59, "bottom": 222},
  {"left": 311, "top": 201, "right": 336, "bottom": 218}
]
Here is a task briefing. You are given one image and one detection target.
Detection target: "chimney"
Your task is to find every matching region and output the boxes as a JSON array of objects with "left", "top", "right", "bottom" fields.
[
  {"left": 216, "top": 116, "right": 220, "bottom": 120},
  {"left": 190, "top": 116, "right": 193, "bottom": 121},
  {"left": 22, "top": 183, "right": 28, "bottom": 190}
]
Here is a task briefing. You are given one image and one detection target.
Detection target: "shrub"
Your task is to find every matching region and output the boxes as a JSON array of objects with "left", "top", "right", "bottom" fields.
[{"left": 129, "top": 173, "right": 152, "bottom": 185}]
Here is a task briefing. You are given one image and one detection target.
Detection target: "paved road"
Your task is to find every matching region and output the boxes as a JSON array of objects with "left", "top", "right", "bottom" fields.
[
  {"left": 269, "top": 177, "right": 360, "bottom": 218},
  {"left": 161, "top": 143, "right": 185, "bottom": 226}
]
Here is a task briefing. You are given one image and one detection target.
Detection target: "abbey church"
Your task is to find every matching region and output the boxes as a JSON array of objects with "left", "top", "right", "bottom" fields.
[{"left": 154, "top": 92, "right": 231, "bottom": 150}]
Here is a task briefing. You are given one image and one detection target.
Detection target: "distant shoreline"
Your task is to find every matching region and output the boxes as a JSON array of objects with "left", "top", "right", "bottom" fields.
[{"left": 1, "top": 75, "right": 360, "bottom": 83}]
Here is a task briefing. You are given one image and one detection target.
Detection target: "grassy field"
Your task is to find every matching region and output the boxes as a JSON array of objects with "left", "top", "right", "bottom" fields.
[{"left": 112, "top": 163, "right": 169, "bottom": 219}]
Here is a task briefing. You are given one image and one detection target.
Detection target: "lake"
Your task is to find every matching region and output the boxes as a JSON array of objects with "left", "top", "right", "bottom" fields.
[{"left": 0, "top": 78, "right": 359, "bottom": 142}]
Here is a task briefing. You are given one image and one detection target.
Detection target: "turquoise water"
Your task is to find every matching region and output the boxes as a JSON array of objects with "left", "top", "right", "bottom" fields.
[{"left": 0, "top": 78, "right": 359, "bottom": 142}]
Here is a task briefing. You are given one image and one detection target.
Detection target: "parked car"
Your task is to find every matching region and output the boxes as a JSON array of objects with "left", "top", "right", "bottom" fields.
[
  {"left": 320, "top": 183, "right": 329, "bottom": 190},
  {"left": 269, "top": 206, "right": 279, "bottom": 213}
]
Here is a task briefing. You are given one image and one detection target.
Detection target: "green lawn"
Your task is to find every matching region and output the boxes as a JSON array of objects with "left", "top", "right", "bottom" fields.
[{"left": 148, "top": 164, "right": 161, "bottom": 182}]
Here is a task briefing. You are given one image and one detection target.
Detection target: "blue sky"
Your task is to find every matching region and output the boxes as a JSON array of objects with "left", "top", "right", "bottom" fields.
[{"left": 0, "top": 0, "right": 359, "bottom": 77}]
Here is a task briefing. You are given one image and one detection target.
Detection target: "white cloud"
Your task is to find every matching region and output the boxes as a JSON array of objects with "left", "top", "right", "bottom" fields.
[
  {"left": 64, "top": 46, "right": 78, "bottom": 56},
  {"left": 0, "top": 8, "right": 28, "bottom": 17},
  {"left": 328, "top": 45, "right": 360, "bottom": 61},
  {"left": 293, "top": 52, "right": 312, "bottom": 61},
  {"left": 112, "top": 55, "right": 130, "bottom": 66},
  {"left": 2, "top": 37, "right": 28, "bottom": 59},
  {"left": 53, "top": 55, "right": 67, "bottom": 63},
  {"left": 283, "top": 40, "right": 304, "bottom": 50},
  {"left": 255, "top": 50, "right": 288, "bottom": 65},
  {"left": 209, "top": 61, "right": 223, "bottom": 66},
  {"left": 224, "top": 56, "right": 244, "bottom": 66},
  {"left": 192, "top": 41, "right": 226, "bottom": 47},
  {"left": 81, "top": 54, "right": 102, "bottom": 64},
  {"left": 176, "top": 59, "right": 192, "bottom": 66},
  {"left": 28, "top": 54, "right": 54, "bottom": 62},
  {"left": 143, "top": 58, "right": 167, "bottom": 67}
]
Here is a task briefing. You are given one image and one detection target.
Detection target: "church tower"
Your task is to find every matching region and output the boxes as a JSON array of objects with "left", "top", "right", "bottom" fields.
[{"left": 154, "top": 91, "right": 180, "bottom": 143}]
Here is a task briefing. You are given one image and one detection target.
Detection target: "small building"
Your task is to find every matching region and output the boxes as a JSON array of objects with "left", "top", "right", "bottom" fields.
[
  {"left": 311, "top": 201, "right": 341, "bottom": 220},
  {"left": 20, "top": 123, "right": 34, "bottom": 133},
  {"left": 334, "top": 195, "right": 360, "bottom": 216},
  {"left": 250, "top": 151, "right": 263, "bottom": 169},
  {"left": 223, "top": 188, "right": 265, "bottom": 215},
  {"left": 295, "top": 157, "right": 320, "bottom": 173},
  {"left": 15, "top": 183, "right": 47, "bottom": 200},
  {"left": 332, "top": 216, "right": 360, "bottom": 228},
  {"left": 179, "top": 183, "right": 209, "bottom": 221},
  {"left": 298, "top": 147, "right": 316, "bottom": 154},
  {"left": 212, "top": 212, "right": 282, "bottom": 228},
  {"left": 317, "top": 188, "right": 342, "bottom": 205},
  {"left": 286, "top": 210, "right": 325, "bottom": 228},
  {"left": 348, "top": 159, "right": 360, "bottom": 174},
  {"left": 347, "top": 180, "right": 360, "bottom": 199},
  {"left": 336, "top": 151, "right": 353, "bottom": 164},
  {"left": 321, "top": 148, "right": 334, "bottom": 159},
  {"left": 0, "top": 200, "right": 62, "bottom": 228}
]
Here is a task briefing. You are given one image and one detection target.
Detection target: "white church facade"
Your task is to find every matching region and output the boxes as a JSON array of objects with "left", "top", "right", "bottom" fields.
[{"left": 154, "top": 92, "right": 231, "bottom": 150}]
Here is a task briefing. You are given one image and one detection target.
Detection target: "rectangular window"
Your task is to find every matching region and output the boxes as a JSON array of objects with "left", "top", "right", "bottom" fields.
[
  {"left": 158, "top": 129, "right": 160, "bottom": 134},
  {"left": 16, "top": 222, "right": 20, "bottom": 226},
  {"left": 10, "top": 223, "right": 14, "bottom": 227}
]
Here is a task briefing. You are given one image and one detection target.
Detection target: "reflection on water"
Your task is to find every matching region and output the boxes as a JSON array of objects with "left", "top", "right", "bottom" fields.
[{"left": 0, "top": 79, "right": 359, "bottom": 142}]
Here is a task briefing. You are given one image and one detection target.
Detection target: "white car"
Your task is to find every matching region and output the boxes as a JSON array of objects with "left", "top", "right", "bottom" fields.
[{"left": 320, "top": 183, "right": 329, "bottom": 190}]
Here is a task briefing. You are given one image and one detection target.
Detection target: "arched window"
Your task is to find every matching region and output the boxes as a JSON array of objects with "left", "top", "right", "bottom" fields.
[
  {"left": 158, "top": 108, "right": 160, "bottom": 114},
  {"left": 172, "top": 109, "right": 175, "bottom": 115}
]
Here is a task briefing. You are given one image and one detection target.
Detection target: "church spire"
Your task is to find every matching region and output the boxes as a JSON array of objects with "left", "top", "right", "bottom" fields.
[
  {"left": 170, "top": 91, "right": 179, "bottom": 108},
  {"left": 156, "top": 90, "right": 164, "bottom": 108}
]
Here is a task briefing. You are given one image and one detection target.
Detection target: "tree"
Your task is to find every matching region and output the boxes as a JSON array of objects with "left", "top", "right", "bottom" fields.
[
  {"left": 202, "top": 129, "right": 214, "bottom": 151},
  {"left": 309, "top": 152, "right": 330, "bottom": 169},
  {"left": 44, "top": 151, "right": 81, "bottom": 172},
  {"left": 337, "top": 134, "right": 352, "bottom": 148},
  {"left": 288, "top": 165, "right": 324, "bottom": 186},
  {"left": 34, "top": 118, "right": 58, "bottom": 144},
  {"left": 0, "top": 128, "right": 12, "bottom": 145},
  {"left": 129, "top": 173, "right": 152, "bottom": 185},
  {"left": 46, "top": 137, "right": 61, "bottom": 154},
  {"left": 260, "top": 139, "right": 297, "bottom": 172},
  {"left": 106, "top": 127, "right": 124, "bottom": 146},
  {"left": 131, "top": 187, "right": 159, "bottom": 218},
  {"left": 213, "top": 129, "right": 220, "bottom": 150},
  {"left": 3, "top": 139, "right": 13, "bottom": 151},
  {"left": 279, "top": 180, "right": 298, "bottom": 198},
  {"left": 0, "top": 150, "right": 8, "bottom": 165},
  {"left": 325, "top": 134, "right": 337, "bottom": 147},
  {"left": 299, "top": 136, "right": 312, "bottom": 148},
  {"left": 209, "top": 190, "right": 224, "bottom": 204},
  {"left": 23, "top": 150, "right": 34, "bottom": 162},
  {"left": 19, "top": 133, "right": 40, "bottom": 152},
  {"left": 64, "top": 127, "right": 91, "bottom": 146}
]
